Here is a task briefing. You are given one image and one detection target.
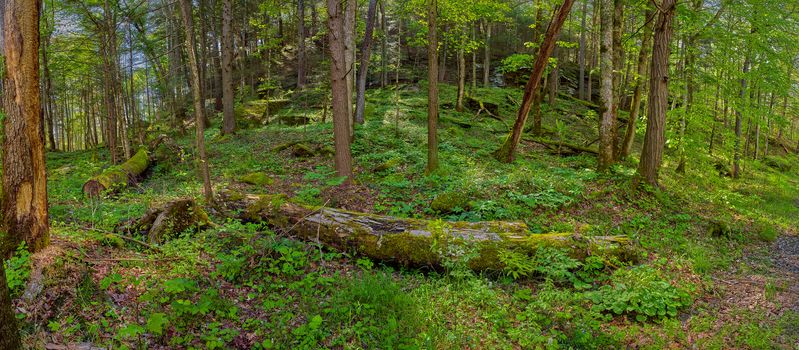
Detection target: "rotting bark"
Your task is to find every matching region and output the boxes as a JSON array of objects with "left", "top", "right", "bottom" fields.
[
  {"left": 232, "top": 194, "right": 638, "bottom": 270},
  {"left": 83, "top": 148, "right": 150, "bottom": 198},
  {"left": 117, "top": 199, "right": 210, "bottom": 244}
]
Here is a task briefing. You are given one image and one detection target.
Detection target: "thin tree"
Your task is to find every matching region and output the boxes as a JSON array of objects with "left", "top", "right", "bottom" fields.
[
  {"left": 427, "top": 0, "right": 439, "bottom": 171},
  {"left": 597, "top": 0, "right": 614, "bottom": 171},
  {"left": 2, "top": 0, "right": 50, "bottom": 254},
  {"left": 354, "top": 0, "right": 379, "bottom": 124},
  {"left": 328, "top": 0, "right": 355, "bottom": 182},
  {"left": 221, "top": 0, "right": 236, "bottom": 135},
  {"left": 619, "top": 9, "right": 653, "bottom": 160},
  {"left": 493, "top": 0, "right": 576, "bottom": 163},
  {"left": 178, "top": 0, "right": 214, "bottom": 202},
  {"left": 636, "top": 0, "right": 677, "bottom": 187},
  {"left": 297, "top": 0, "right": 306, "bottom": 89}
]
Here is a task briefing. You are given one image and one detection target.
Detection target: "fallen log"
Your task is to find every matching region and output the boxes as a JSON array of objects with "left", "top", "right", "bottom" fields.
[
  {"left": 525, "top": 137, "right": 599, "bottom": 155},
  {"left": 83, "top": 148, "right": 150, "bottom": 198},
  {"left": 233, "top": 194, "right": 638, "bottom": 271},
  {"left": 116, "top": 198, "right": 210, "bottom": 244}
]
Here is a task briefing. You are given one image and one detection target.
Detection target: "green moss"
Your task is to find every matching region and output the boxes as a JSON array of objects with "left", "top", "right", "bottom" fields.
[
  {"left": 374, "top": 158, "right": 401, "bottom": 172},
  {"left": 239, "top": 172, "right": 273, "bottom": 186},
  {"left": 431, "top": 192, "right": 469, "bottom": 213}
]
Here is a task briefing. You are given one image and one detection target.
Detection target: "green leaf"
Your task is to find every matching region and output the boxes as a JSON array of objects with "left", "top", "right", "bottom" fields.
[{"left": 146, "top": 313, "right": 169, "bottom": 335}]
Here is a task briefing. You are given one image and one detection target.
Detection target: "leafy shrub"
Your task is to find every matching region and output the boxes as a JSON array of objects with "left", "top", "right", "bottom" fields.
[
  {"left": 588, "top": 266, "right": 692, "bottom": 322},
  {"left": 4, "top": 242, "right": 31, "bottom": 297},
  {"left": 498, "top": 54, "right": 535, "bottom": 74}
]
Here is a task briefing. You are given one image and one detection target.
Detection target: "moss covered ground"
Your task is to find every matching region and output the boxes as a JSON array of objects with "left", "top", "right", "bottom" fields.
[{"left": 7, "top": 83, "right": 799, "bottom": 349}]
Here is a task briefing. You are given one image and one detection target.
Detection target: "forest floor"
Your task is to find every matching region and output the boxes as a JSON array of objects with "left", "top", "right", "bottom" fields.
[{"left": 6, "top": 83, "right": 799, "bottom": 349}]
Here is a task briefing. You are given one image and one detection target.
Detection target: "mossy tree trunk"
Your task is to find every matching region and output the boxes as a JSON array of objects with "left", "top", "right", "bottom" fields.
[
  {"left": 236, "top": 194, "right": 637, "bottom": 271},
  {"left": 83, "top": 147, "right": 150, "bottom": 198}
]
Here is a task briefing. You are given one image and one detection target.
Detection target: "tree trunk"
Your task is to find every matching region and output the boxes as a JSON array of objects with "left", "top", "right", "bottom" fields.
[
  {"left": 327, "top": 0, "right": 354, "bottom": 183},
  {"left": 577, "top": 0, "right": 588, "bottom": 100},
  {"left": 297, "top": 0, "right": 306, "bottom": 89},
  {"left": 619, "top": 9, "right": 653, "bottom": 160},
  {"left": 456, "top": 48, "right": 466, "bottom": 112},
  {"left": 493, "top": 0, "right": 576, "bottom": 163},
  {"left": 636, "top": 0, "right": 676, "bottom": 187},
  {"left": 610, "top": 0, "right": 624, "bottom": 158},
  {"left": 427, "top": 0, "right": 439, "bottom": 172},
  {"left": 344, "top": 0, "right": 356, "bottom": 139},
  {"left": 83, "top": 148, "right": 150, "bottom": 198},
  {"left": 354, "top": 0, "right": 379, "bottom": 124},
  {"left": 597, "top": 0, "right": 615, "bottom": 171},
  {"left": 236, "top": 194, "right": 637, "bottom": 270},
  {"left": 380, "top": 0, "right": 387, "bottom": 88},
  {"left": 0, "top": 260, "right": 21, "bottom": 349},
  {"left": 2, "top": 0, "right": 50, "bottom": 255},
  {"left": 41, "top": 1, "right": 57, "bottom": 152},
  {"left": 483, "top": 21, "right": 491, "bottom": 87},
  {"left": 221, "top": 0, "right": 236, "bottom": 135},
  {"left": 179, "top": 0, "right": 214, "bottom": 202}
]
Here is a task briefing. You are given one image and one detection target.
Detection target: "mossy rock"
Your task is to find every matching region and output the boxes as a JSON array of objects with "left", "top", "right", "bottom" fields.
[
  {"left": 374, "top": 158, "right": 401, "bottom": 172},
  {"left": 708, "top": 220, "right": 733, "bottom": 238},
  {"left": 431, "top": 192, "right": 469, "bottom": 213},
  {"left": 292, "top": 143, "right": 316, "bottom": 158},
  {"left": 240, "top": 172, "right": 273, "bottom": 186}
]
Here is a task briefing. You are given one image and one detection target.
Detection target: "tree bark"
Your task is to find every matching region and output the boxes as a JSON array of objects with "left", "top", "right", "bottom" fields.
[
  {"left": 327, "top": 0, "right": 354, "bottom": 183},
  {"left": 577, "top": 0, "right": 588, "bottom": 100},
  {"left": 41, "top": 0, "right": 57, "bottom": 152},
  {"left": 597, "top": 0, "right": 615, "bottom": 171},
  {"left": 427, "top": 0, "right": 439, "bottom": 172},
  {"left": 179, "top": 0, "right": 214, "bottom": 202},
  {"left": 236, "top": 194, "right": 637, "bottom": 270},
  {"left": 493, "top": 0, "right": 576, "bottom": 163},
  {"left": 0, "top": 261, "right": 21, "bottom": 349},
  {"left": 2, "top": 0, "right": 50, "bottom": 254},
  {"left": 221, "top": 0, "right": 236, "bottom": 135},
  {"left": 483, "top": 21, "right": 491, "bottom": 87},
  {"left": 297, "top": 0, "right": 306, "bottom": 89},
  {"left": 354, "top": 0, "right": 379, "bottom": 124},
  {"left": 456, "top": 48, "right": 466, "bottom": 112},
  {"left": 636, "top": 0, "right": 676, "bottom": 187},
  {"left": 619, "top": 10, "right": 653, "bottom": 160},
  {"left": 344, "top": 0, "right": 356, "bottom": 139},
  {"left": 610, "top": 0, "right": 624, "bottom": 158}
]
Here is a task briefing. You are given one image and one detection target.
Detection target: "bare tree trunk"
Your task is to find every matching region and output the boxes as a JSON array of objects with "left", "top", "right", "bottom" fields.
[
  {"left": 221, "top": 0, "right": 236, "bottom": 135},
  {"left": 577, "top": 0, "right": 588, "bottom": 100},
  {"left": 733, "top": 54, "right": 751, "bottom": 178},
  {"left": 354, "top": 0, "right": 379, "bottom": 124},
  {"left": 597, "top": 0, "right": 615, "bottom": 171},
  {"left": 483, "top": 21, "right": 491, "bottom": 87},
  {"left": 619, "top": 9, "right": 653, "bottom": 160},
  {"left": 344, "top": 0, "right": 356, "bottom": 139},
  {"left": 41, "top": 0, "right": 57, "bottom": 152},
  {"left": 327, "top": 0, "right": 354, "bottom": 182},
  {"left": 2, "top": 0, "right": 50, "bottom": 255},
  {"left": 297, "top": 0, "right": 306, "bottom": 89},
  {"left": 493, "top": 0, "right": 576, "bottom": 163},
  {"left": 456, "top": 48, "right": 466, "bottom": 112},
  {"left": 427, "top": 0, "right": 439, "bottom": 172},
  {"left": 179, "top": 0, "right": 214, "bottom": 202},
  {"left": 636, "top": 0, "right": 676, "bottom": 187},
  {"left": 380, "top": 0, "right": 387, "bottom": 88},
  {"left": 610, "top": 0, "right": 624, "bottom": 158}
]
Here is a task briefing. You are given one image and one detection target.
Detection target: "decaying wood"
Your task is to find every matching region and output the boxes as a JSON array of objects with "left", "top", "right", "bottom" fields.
[
  {"left": 525, "top": 136, "right": 599, "bottom": 155},
  {"left": 83, "top": 147, "right": 150, "bottom": 198},
  {"left": 231, "top": 194, "right": 637, "bottom": 271},
  {"left": 117, "top": 198, "right": 210, "bottom": 244}
]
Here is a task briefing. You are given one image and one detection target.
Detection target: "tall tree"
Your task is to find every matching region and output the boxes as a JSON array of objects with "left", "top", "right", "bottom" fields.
[
  {"left": 297, "top": 0, "right": 306, "bottom": 89},
  {"left": 221, "top": 0, "right": 236, "bottom": 135},
  {"left": 354, "top": 0, "right": 379, "bottom": 124},
  {"left": 328, "top": 0, "right": 355, "bottom": 182},
  {"left": 427, "top": 0, "right": 439, "bottom": 172},
  {"left": 619, "top": 9, "right": 653, "bottom": 159},
  {"left": 493, "top": 0, "right": 576, "bottom": 163},
  {"left": 179, "top": 0, "right": 214, "bottom": 202},
  {"left": 636, "top": 0, "right": 677, "bottom": 187},
  {"left": 597, "top": 0, "right": 615, "bottom": 171},
  {"left": 2, "top": 0, "right": 50, "bottom": 254}
]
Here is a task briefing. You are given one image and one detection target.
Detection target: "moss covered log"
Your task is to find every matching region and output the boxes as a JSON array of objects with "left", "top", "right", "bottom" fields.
[
  {"left": 83, "top": 148, "right": 150, "bottom": 198},
  {"left": 235, "top": 194, "right": 638, "bottom": 271}
]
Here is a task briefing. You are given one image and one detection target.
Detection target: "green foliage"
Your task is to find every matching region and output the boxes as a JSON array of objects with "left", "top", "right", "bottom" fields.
[
  {"left": 498, "top": 54, "right": 535, "bottom": 74},
  {"left": 4, "top": 242, "right": 31, "bottom": 297},
  {"left": 589, "top": 266, "right": 693, "bottom": 322}
]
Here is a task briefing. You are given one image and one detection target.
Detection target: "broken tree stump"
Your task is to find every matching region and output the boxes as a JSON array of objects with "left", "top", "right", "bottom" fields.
[
  {"left": 116, "top": 198, "right": 210, "bottom": 244},
  {"left": 83, "top": 148, "right": 151, "bottom": 198},
  {"left": 229, "top": 194, "right": 638, "bottom": 271}
]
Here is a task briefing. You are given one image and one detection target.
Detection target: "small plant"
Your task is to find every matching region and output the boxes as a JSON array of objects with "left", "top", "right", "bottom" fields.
[
  {"left": 498, "top": 250, "right": 536, "bottom": 280},
  {"left": 4, "top": 242, "right": 31, "bottom": 297}
]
